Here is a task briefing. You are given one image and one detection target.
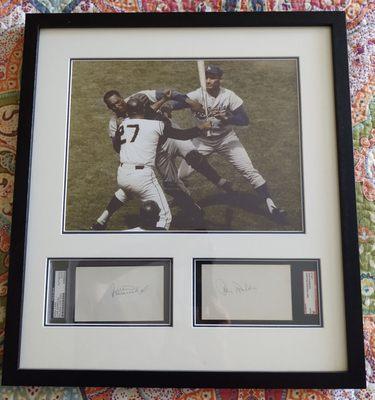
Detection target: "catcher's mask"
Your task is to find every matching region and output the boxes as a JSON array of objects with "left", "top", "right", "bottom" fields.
[{"left": 140, "top": 201, "right": 160, "bottom": 227}]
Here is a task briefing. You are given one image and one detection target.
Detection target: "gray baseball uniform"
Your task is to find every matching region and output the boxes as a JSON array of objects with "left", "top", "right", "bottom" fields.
[{"left": 178, "top": 87, "right": 265, "bottom": 189}]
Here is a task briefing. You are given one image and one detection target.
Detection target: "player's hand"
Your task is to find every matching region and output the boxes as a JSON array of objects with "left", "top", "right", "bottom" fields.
[
  {"left": 186, "top": 98, "right": 204, "bottom": 113},
  {"left": 197, "top": 119, "right": 212, "bottom": 132},
  {"left": 209, "top": 109, "right": 229, "bottom": 121},
  {"left": 162, "top": 89, "right": 172, "bottom": 100},
  {"left": 160, "top": 104, "right": 173, "bottom": 118}
]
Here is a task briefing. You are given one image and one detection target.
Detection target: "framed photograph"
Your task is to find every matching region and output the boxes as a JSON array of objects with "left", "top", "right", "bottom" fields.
[
  {"left": 3, "top": 12, "right": 365, "bottom": 388},
  {"left": 65, "top": 57, "right": 304, "bottom": 233}
]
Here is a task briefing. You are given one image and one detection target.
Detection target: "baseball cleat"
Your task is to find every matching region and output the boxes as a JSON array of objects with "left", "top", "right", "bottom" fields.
[
  {"left": 90, "top": 221, "right": 107, "bottom": 230},
  {"left": 221, "top": 180, "right": 234, "bottom": 193},
  {"left": 192, "top": 203, "right": 204, "bottom": 216},
  {"left": 190, "top": 203, "right": 205, "bottom": 220},
  {"left": 190, "top": 207, "right": 205, "bottom": 229},
  {"left": 265, "top": 198, "right": 287, "bottom": 223}
]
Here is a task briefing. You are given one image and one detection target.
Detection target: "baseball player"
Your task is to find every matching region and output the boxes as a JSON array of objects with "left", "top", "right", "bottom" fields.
[
  {"left": 111, "top": 97, "right": 210, "bottom": 230},
  {"left": 177, "top": 64, "right": 285, "bottom": 219},
  {"left": 91, "top": 89, "right": 231, "bottom": 230}
]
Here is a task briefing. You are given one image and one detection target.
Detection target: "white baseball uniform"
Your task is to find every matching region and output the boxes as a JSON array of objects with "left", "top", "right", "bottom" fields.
[
  {"left": 178, "top": 87, "right": 265, "bottom": 189},
  {"left": 109, "top": 117, "right": 172, "bottom": 229}
]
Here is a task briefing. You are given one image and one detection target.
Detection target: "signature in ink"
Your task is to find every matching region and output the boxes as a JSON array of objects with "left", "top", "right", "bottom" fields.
[
  {"left": 215, "top": 279, "right": 256, "bottom": 296},
  {"left": 111, "top": 283, "right": 149, "bottom": 298}
]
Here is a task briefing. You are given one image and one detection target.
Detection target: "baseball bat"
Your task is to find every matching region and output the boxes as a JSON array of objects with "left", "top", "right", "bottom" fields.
[{"left": 197, "top": 60, "right": 209, "bottom": 117}]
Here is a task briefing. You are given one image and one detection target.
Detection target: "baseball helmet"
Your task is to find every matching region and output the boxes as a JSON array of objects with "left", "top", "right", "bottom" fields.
[
  {"left": 205, "top": 65, "right": 223, "bottom": 78},
  {"left": 140, "top": 201, "right": 160, "bottom": 226},
  {"left": 127, "top": 97, "right": 146, "bottom": 116}
]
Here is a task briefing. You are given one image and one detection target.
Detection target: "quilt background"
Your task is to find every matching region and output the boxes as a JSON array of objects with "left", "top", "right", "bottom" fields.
[{"left": 0, "top": 1, "right": 374, "bottom": 399}]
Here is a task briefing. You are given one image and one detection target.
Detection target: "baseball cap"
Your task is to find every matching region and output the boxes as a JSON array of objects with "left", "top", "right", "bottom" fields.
[{"left": 205, "top": 65, "right": 223, "bottom": 78}]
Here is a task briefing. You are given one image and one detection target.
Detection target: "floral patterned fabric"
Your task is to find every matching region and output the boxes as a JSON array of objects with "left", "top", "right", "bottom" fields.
[{"left": 0, "top": 1, "right": 373, "bottom": 399}]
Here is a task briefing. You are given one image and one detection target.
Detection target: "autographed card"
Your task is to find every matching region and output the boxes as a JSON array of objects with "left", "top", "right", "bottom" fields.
[
  {"left": 201, "top": 264, "right": 293, "bottom": 321},
  {"left": 75, "top": 265, "right": 165, "bottom": 323}
]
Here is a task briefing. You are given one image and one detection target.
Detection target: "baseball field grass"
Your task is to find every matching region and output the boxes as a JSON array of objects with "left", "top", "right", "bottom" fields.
[{"left": 65, "top": 59, "right": 303, "bottom": 231}]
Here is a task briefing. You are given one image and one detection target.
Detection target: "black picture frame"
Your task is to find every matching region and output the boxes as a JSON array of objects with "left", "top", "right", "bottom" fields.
[{"left": 2, "top": 12, "right": 365, "bottom": 388}]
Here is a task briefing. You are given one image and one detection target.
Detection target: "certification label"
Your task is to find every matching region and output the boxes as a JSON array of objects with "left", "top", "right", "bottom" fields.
[
  {"left": 303, "top": 270, "right": 318, "bottom": 315},
  {"left": 53, "top": 270, "right": 66, "bottom": 319}
]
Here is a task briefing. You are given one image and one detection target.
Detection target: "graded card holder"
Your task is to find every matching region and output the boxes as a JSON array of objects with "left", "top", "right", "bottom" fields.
[
  {"left": 194, "top": 259, "right": 322, "bottom": 327},
  {"left": 45, "top": 258, "right": 172, "bottom": 326}
]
